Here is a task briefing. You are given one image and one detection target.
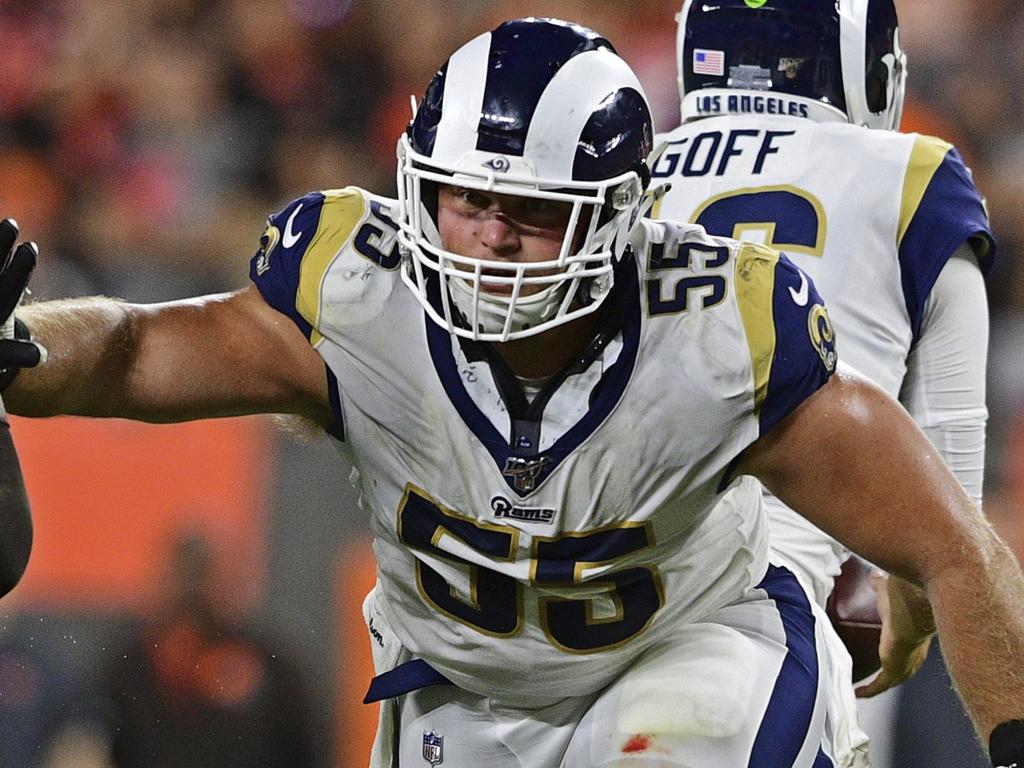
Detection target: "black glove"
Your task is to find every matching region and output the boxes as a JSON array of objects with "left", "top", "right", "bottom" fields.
[
  {"left": 991, "top": 720, "right": 1024, "bottom": 768},
  {"left": 0, "top": 218, "right": 44, "bottom": 388}
]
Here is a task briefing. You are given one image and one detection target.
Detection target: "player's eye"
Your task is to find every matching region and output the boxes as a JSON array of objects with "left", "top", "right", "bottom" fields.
[
  {"left": 456, "top": 188, "right": 492, "bottom": 209},
  {"left": 515, "top": 197, "right": 572, "bottom": 228}
]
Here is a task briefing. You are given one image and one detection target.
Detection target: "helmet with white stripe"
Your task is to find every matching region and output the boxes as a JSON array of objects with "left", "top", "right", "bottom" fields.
[
  {"left": 396, "top": 18, "right": 654, "bottom": 342},
  {"left": 677, "top": 0, "right": 906, "bottom": 130}
]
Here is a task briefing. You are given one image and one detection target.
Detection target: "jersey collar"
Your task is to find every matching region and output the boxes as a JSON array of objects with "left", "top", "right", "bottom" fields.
[{"left": 424, "top": 260, "right": 642, "bottom": 497}]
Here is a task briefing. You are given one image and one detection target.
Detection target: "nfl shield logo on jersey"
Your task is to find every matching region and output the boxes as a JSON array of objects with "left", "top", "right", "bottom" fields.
[
  {"left": 502, "top": 455, "right": 549, "bottom": 492},
  {"left": 422, "top": 730, "right": 443, "bottom": 766}
]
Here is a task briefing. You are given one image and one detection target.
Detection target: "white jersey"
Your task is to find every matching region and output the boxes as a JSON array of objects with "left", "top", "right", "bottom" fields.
[
  {"left": 653, "top": 115, "right": 995, "bottom": 604},
  {"left": 250, "top": 186, "right": 837, "bottom": 701}
]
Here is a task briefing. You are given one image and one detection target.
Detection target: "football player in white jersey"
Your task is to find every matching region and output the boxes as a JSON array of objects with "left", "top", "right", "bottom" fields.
[
  {"left": 2, "top": 17, "right": 1024, "bottom": 768},
  {"left": 660, "top": 1, "right": 996, "bottom": 764}
]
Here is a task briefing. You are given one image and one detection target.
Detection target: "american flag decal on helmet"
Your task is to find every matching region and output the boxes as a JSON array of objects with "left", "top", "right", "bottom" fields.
[{"left": 693, "top": 48, "right": 725, "bottom": 76}]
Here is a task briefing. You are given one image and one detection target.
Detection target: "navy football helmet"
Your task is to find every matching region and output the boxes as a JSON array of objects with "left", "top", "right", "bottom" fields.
[
  {"left": 677, "top": 0, "right": 906, "bottom": 130},
  {"left": 396, "top": 18, "right": 654, "bottom": 342}
]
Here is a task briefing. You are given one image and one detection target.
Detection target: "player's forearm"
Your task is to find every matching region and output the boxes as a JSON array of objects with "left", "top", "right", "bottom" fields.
[
  {"left": 925, "top": 521, "right": 1024, "bottom": 743},
  {"left": 4, "top": 297, "right": 141, "bottom": 418},
  {"left": 6, "top": 289, "right": 334, "bottom": 424}
]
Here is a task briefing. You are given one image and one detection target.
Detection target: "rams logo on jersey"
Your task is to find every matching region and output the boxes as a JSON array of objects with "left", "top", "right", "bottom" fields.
[
  {"left": 254, "top": 222, "right": 280, "bottom": 276},
  {"left": 491, "top": 496, "right": 556, "bottom": 524},
  {"left": 808, "top": 303, "right": 837, "bottom": 372}
]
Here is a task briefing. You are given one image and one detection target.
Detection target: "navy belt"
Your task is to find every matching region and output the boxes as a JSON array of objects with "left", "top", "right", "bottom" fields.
[{"left": 363, "top": 658, "right": 453, "bottom": 703}]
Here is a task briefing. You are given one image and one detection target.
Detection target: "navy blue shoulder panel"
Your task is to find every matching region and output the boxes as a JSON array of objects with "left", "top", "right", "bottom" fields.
[
  {"left": 759, "top": 254, "right": 836, "bottom": 436},
  {"left": 248, "top": 191, "right": 348, "bottom": 442},
  {"left": 899, "top": 146, "right": 996, "bottom": 343},
  {"left": 248, "top": 192, "right": 326, "bottom": 341}
]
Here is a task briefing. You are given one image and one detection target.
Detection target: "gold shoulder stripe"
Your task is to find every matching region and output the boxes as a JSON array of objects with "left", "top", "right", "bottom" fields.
[
  {"left": 296, "top": 187, "right": 368, "bottom": 344},
  {"left": 734, "top": 242, "right": 780, "bottom": 416},
  {"left": 898, "top": 135, "right": 952, "bottom": 249}
]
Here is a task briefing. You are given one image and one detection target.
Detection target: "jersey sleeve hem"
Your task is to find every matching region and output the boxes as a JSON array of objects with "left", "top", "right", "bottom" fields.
[
  {"left": 898, "top": 139, "right": 996, "bottom": 343},
  {"left": 325, "top": 364, "right": 346, "bottom": 441}
]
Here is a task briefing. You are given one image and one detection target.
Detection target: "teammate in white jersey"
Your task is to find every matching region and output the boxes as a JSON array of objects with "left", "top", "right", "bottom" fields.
[
  {"left": 3, "top": 17, "right": 1024, "bottom": 768},
  {"left": 660, "top": 1, "right": 996, "bottom": 764},
  {"left": 0, "top": 218, "right": 36, "bottom": 601}
]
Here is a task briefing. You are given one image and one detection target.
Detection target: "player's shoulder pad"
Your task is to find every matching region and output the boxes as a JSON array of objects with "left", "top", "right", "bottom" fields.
[
  {"left": 898, "top": 133, "right": 996, "bottom": 342},
  {"left": 733, "top": 242, "right": 836, "bottom": 436},
  {"left": 249, "top": 187, "right": 401, "bottom": 342},
  {"left": 638, "top": 215, "right": 734, "bottom": 255},
  {"left": 634, "top": 216, "right": 738, "bottom": 288}
]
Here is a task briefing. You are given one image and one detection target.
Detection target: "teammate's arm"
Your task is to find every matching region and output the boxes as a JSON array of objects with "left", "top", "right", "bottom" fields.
[
  {"left": 901, "top": 245, "right": 989, "bottom": 502},
  {"left": 737, "top": 370, "right": 1024, "bottom": 750},
  {"left": 4, "top": 286, "right": 332, "bottom": 424},
  {"left": 0, "top": 395, "right": 31, "bottom": 597}
]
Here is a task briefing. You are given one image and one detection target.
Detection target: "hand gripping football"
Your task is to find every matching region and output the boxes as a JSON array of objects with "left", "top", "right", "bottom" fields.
[{"left": 826, "top": 555, "right": 883, "bottom": 682}]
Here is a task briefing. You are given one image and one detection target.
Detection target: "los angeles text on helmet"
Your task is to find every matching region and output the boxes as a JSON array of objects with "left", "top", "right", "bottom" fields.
[{"left": 695, "top": 93, "right": 810, "bottom": 118}]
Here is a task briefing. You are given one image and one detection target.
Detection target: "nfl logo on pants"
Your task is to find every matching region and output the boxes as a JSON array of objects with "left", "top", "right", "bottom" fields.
[{"left": 422, "top": 730, "right": 443, "bottom": 766}]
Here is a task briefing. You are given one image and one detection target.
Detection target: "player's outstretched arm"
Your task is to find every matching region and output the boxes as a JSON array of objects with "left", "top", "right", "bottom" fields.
[
  {"left": 738, "top": 370, "right": 1024, "bottom": 751},
  {"left": 6, "top": 287, "right": 332, "bottom": 424},
  {"left": 0, "top": 395, "right": 31, "bottom": 597},
  {"left": 0, "top": 224, "right": 331, "bottom": 425}
]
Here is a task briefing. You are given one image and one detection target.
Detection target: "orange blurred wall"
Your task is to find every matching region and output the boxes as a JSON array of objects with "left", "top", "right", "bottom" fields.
[{"left": 9, "top": 415, "right": 272, "bottom": 613}]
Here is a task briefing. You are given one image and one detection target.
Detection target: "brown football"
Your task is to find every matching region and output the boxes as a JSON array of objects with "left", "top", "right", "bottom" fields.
[{"left": 825, "top": 555, "right": 882, "bottom": 682}]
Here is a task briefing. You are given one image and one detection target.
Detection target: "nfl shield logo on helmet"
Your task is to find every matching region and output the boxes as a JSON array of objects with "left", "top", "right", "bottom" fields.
[{"left": 422, "top": 730, "right": 443, "bottom": 766}]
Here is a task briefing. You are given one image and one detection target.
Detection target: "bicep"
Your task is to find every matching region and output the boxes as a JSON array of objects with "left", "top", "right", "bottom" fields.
[
  {"left": 127, "top": 286, "right": 331, "bottom": 424},
  {"left": 899, "top": 244, "right": 988, "bottom": 503},
  {"left": 738, "top": 371, "right": 985, "bottom": 585}
]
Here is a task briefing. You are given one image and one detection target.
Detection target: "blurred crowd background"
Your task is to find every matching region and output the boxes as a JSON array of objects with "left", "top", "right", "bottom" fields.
[{"left": 0, "top": 0, "right": 1020, "bottom": 766}]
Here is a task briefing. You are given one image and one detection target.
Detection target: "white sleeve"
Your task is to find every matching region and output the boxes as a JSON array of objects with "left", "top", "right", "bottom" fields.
[{"left": 898, "top": 242, "right": 988, "bottom": 504}]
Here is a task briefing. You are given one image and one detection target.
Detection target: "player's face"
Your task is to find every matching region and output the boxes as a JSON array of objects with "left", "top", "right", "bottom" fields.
[{"left": 437, "top": 184, "right": 574, "bottom": 296}]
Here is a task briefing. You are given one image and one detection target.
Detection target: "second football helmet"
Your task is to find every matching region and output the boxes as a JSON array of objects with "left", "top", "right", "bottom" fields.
[
  {"left": 396, "top": 18, "right": 654, "bottom": 342},
  {"left": 677, "top": 0, "right": 906, "bottom": 130}
]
